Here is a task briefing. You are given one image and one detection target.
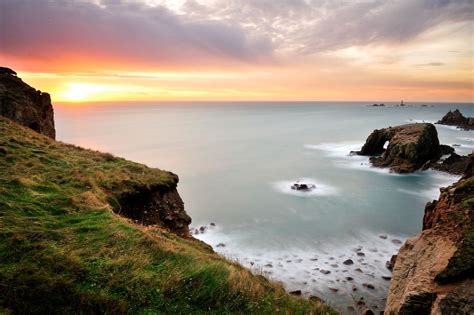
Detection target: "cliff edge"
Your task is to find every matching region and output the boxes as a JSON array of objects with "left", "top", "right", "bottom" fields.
[
  {"left": 0, "top": 67, "right": 55, "bottom": 138},
  {"left": 385, "top": 153, "right": 474, "bottom": 314}
]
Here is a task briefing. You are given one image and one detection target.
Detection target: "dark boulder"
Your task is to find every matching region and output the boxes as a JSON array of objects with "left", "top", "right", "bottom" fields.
[
  {"left": 436, "top": 109, "right": 474, "bottom": 130},
  {"left": 430, "top": 153, "right": 470, "bottom": 176}
]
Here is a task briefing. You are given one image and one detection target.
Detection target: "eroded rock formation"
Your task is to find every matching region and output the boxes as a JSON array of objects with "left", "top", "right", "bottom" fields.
[
  {"left": 437, "top": 109, "right": 474, "bottom": 131},
  {"left": 115, "top": 173, "right": 192, "bottom": 238},
  {"left": 0, "top": 69, "right": 55, "bottom": 138},
  {"left": 357, "top": 123, "right": 445, "bottom": 173},
  {"left": 385, "top": 153, "right": 474, "bottom": 314}
]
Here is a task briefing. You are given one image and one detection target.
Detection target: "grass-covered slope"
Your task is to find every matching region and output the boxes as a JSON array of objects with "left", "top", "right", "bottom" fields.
[{"left": 0, "top": 117, "right": 336, "bottom": 314}]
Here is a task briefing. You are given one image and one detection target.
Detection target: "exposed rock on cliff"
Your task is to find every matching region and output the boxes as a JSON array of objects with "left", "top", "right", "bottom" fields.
[
  {"left": 357, "top": 123, "right": 445, "bottom": 173},
  {"left": 385, "top": 153, "right": 474, "bottom": 314},
  {"left": 0, "top": 70, "right": 55, "bottom": 138},
  {"left": 437, "top": 109, "right": 474, "bottom": 131},
  {"left": 116, "top": 174, "right": 191, "bottom": 238}
]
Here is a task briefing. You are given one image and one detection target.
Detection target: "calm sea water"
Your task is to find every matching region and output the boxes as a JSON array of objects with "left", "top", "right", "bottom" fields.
[{"left": 55, "top": 102, "right": 473, "bottom": 313}]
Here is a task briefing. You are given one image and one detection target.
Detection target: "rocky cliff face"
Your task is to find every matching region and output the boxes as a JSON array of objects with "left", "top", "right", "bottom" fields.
[
  {"left": 358, "top": 123, "right": 446, "bottom": 173},
  {"left": 115, "top": 174, "right": 192, "bottom": 238},
  {"left": 385, "top": 153, "right": 474, "bottom": 314},
  {"left": 437, "top": 109, "right": 474, "bottom": 131},
  {"left": 0, "top": 71, "right": 55, "bottom": 138}
]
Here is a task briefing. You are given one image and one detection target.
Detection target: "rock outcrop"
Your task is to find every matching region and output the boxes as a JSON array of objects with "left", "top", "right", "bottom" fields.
[
  {"left": 430, "top": 153, "right": 471, "bottom": 176},
  {"left": 357, "top": 123, "right": 445, "bottom": 173},
  {"left": 437, "top": 109, "right": 474, "bottom": 131},
  {"left": 0, "top": 69, "right": 55, "bottom": 138},
  {"left": 115, "top": 173, "right": 192, "bottom": 238},
  {"left": 385, "top": 153, "right": 474, "bottom": 314}
]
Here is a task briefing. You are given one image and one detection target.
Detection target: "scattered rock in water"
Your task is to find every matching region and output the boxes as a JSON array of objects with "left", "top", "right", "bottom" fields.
[
  {"left": 329, "top": 257, "right": 335, "bottom": 260},
  {"left": 331, "top": 264, "right": 338, "bottom": 268},
  {"left": 289, "top": 290, "right": 302, "bottom": 296},
  {"left": 352, "top": 285, "right": 358, "bottom": 291},
  {"left": 320, "top": 269, "right": 331, "bottom": 275},
  {"left": 362, "top": 309, "right": 375, "bottom": 315},
  {"left": 310, "top": 258, "right": 318, "bottom": 261},
  {"left": 357, "top": 252, "right": 366, "bottom": 257},
  {"left": 391, "top": 239, "right": 402, "bottom": 245},
  {"left": 264, "top": 263, "right": 273, "bottom": 268},
  {"left": 329, "top": 287, "right": 338, "bottom": 292},
  {"left": 363, "top": 283, "right": 375, "bottom": 290},
  {"left": 357, "top": 300, "right": 366, "bottom": 306},
  {"left": 199, "top": 226, "right": 206, "bottom": 232},
  {"left": 194, "top": 229, "right": 199, "bottom": 235},
  {"left": 210, "top": 222, "right": 216, "bottom": 226},
  {"left": 379, "top": 234, "right": 388, "bottom": 239},
  {"left": 452, "top": 144, "right": 461, "bottom": 147},
  {"left": 216, "top": 243, "right": 226, "bottom": 247},
  {"left": 286, "top": 260, "right": 292, "bottom": 263},
  {"left": 355, "top": 268, "right": 363, "bottom": 273},
  {"left": 382, "top": 276, "right": 392, "bottom": 281},
  {"left": 346, "top": 277, "right": 354, "bottom": 281},
  {"left": 343, "top": 259, "right": 354, "bottom": 265},
  {"left": 386, "top": 254, "right": 397, "bottom": 271}
]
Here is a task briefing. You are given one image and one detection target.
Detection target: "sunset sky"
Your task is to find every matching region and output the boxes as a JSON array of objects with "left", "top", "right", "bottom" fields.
[{"left": 1, "top": 0, "right": 473, "bottom": 102}]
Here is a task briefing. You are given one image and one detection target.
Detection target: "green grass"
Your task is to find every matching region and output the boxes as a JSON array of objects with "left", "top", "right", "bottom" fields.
[{"left": 0, "top": 117, "right": 337, "bottom": 314}]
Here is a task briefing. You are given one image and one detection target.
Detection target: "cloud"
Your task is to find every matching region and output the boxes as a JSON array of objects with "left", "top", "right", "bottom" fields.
[
  {"left": 0, "top": 0, "right": 273, "bottom": 71},
  {"left": 416, "top": 62, "right": 445, "bottom": 67},
  {"left": 0, "top": 0, "right": 472, "bottom": 72},
  {"left": 179, "top": 0, "right": 473, "bottom": 55}
]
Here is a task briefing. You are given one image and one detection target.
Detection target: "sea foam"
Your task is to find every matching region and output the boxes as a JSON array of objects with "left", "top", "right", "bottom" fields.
[{"left": 272, "top": 178, "right": 339, "bottom": 197}]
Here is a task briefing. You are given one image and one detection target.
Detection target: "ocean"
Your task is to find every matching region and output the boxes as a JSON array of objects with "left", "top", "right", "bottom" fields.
[{"left": 55, "top": 102, "right": 473, "bottom": 313}]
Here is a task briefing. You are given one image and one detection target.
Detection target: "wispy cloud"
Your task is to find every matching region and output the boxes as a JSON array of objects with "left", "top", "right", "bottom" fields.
[
  {"left": 416, "top": 62, "right": 445, "bottom": 67},
  {"left": 1, "top": 0, "right": 472, "bottom": 71}
]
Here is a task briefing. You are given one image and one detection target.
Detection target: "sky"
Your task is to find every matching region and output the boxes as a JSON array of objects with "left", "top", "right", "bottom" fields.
[{"left": 1, "top": 0, "right": 473, "bottom": 103}]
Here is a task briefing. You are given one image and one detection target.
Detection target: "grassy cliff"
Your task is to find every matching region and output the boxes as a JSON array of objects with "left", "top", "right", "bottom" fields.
[{"left": 0, "top": 117, "right": 336, "bottom": 314}]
